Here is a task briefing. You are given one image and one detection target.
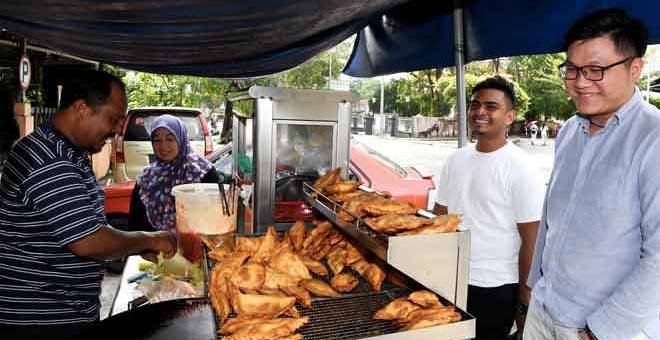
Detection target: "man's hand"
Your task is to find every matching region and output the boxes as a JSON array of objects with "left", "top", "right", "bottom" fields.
[
  {"left": 514, "top": 284, "right": 531, "bottom": 335},
  {"left": 514, "top": 311, "right": 526, "bottom": 339},
  {"left": 140, "top": 251, "right": 159, "bottom": 263},
  {"left": 578, "top": 330, "right": 594, "bottom": 340},
  {"left": 147, "top": 230, "right": 177, "bottom": 260}
]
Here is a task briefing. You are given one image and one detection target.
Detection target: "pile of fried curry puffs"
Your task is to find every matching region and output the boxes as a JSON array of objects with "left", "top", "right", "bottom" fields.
[
  {"left": 374, "top": 290, "right": 462, "bottom": 330},
  {"left": 313, "top": 168, "right": 462, "bottom": 236},
  {"left": 207, "top": 221, "right": 388, "bottom": 339}
]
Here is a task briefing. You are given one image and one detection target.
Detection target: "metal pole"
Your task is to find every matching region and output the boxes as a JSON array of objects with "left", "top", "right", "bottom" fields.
[
  {"left": 380, "top": 76, "right": 385, "bottom": 113},
  {"left": 0, "top": 38, "right": 100, "bottom": 67},
  {"left": 18, "top": 38, "right": 27, "bottom": 103},
  {"left": 329, "top": 52, "right": 332, "bottom": 89},
  {"left": 647, "top": 53, "right": 653, "bottom": 101},
  {"left": 453, "top": 2, "right": 467, "bottom": 147}
]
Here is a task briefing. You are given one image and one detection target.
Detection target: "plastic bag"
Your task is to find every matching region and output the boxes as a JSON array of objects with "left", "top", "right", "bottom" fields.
[
  {"left": 136, "top": 276, "right": 201, "bottom": 304},
  {"left": 139, "top": 253, "right": 205, "bottom": 289}
]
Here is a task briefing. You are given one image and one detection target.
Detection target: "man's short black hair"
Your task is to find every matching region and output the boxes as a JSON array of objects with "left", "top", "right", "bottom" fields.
[
  {"left": 472, "top": 76, "right": 516, "bottom": 109},
  {"left": 564, "top": 8, "right": 648, "bottom": 57},
  {"left": 59, "top": 70, "right": 125, "bottom": 111}
]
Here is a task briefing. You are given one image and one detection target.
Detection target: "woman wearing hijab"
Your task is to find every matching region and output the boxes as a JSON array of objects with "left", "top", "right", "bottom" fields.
[{"left": 128, "top": 114, "right": 219, "bottom": 231}]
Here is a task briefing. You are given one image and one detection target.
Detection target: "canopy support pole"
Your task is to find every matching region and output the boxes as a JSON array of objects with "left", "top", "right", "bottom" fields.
[{"left": 453, "top": 1, "right": 467, "bottom": 148}]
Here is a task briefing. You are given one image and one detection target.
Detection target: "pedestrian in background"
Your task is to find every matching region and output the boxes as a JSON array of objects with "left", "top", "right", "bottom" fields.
[
  {"left": 525, "top": 8, "right": 660, "bottom": 340},
  {"left": 434, "top": 76, "right": 545, "bottom": 340},
  {"left": 540, "top": 123, "right": 549, "bottom": 146},
  {"left": 529, "top": 122, "right": 538, "bottom": 146}
]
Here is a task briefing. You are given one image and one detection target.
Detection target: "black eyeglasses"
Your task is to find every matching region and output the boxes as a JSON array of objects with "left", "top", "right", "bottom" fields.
[{"left": 558, "top": 57, "right": 634, "bottom": 81}]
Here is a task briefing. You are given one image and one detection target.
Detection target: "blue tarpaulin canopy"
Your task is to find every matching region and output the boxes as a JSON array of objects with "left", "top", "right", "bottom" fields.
[
  {"left": 3, "top": 0, "right": 660, "bottom": 146},
  {"left": 2, "top": 1, "right": 660, "bottom": 78},
  {"left": 0, "top": 0, "right": 405, "bottom": 78},
  {"left": 342, "top": 0, "right": 660, "bottom": 145},
  {"left": 343, "top": 0, "right": 660, "bottom": 77}
]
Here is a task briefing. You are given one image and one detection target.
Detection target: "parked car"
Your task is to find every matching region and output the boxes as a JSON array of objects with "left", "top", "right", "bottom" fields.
[
  {"left": 103, "top": 141, "right": 434, "bottom": 229},
  {"left": 111, "top": 107, "right": 213, "bottom": 183}
]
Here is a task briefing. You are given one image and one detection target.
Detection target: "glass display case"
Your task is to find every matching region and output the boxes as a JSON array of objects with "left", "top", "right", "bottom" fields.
[{"left": 230, "top": 86, "right": 354, "bottom": 233}]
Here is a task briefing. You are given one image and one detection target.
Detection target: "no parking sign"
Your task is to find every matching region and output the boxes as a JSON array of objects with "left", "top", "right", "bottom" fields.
[{"left": 19, "top": 54, "right": 31, "bottom": 91}]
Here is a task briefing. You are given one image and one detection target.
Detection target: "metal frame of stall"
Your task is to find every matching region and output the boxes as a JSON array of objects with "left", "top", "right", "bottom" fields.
[
  {"left": 224, "top": 85, "right": 475, "bottom": 339},
  {"left": 230, "top": 85, "right": 353, "bottom": 233}
]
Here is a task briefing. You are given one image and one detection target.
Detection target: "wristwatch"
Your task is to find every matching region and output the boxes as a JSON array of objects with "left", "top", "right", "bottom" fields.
[{"left": 515, "top": 301, "right": 529, "bottom": 314}]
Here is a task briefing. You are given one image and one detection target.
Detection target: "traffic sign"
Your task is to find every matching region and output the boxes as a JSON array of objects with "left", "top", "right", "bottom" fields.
[{"left": 19, "top": 54, "right": 31, "bottom": 91}]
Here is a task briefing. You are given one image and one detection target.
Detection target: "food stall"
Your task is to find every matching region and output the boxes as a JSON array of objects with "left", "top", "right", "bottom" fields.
[{"left": 98, "top": 86, "right": 475, "bottom": 340}]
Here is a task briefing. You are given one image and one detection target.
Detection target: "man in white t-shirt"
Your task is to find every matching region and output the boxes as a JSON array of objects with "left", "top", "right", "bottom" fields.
[{"left": 434, "top": 76, "right": 545, "bottom": 340}]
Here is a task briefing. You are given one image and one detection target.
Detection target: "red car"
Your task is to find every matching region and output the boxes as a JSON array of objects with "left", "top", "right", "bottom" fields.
[{"left": 103, "top": 141, "right": 435, "bottom": 229}]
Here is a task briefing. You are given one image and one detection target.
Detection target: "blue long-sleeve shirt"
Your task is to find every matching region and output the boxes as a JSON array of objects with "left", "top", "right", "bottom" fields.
[{"left": 529, "top": 90, "right": 660, "bottom": 340}]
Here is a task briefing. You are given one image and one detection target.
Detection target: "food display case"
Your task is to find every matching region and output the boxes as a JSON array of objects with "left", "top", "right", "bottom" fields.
[{"left": 230, "top": 86, "right": 353, "bottom": 233}]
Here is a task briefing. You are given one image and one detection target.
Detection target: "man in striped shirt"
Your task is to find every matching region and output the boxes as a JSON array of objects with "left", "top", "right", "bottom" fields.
[{"left": 0, "top": 70, "right": 176, "bottom": 340}]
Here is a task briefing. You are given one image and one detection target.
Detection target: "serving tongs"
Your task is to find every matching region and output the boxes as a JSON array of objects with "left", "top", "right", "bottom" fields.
[{"left": 218, "top": 176, "right": 230, "bottom": 215}]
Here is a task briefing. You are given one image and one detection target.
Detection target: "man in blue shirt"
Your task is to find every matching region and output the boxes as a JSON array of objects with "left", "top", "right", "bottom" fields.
[
  {"left": 525, "top": 8, "right": 660, "bottom": 340},
  {"left": 0, "top": 70, "right": 176, "bottom": 340}
]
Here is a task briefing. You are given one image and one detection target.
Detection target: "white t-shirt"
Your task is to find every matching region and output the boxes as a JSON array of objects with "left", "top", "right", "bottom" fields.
[{"left": 435, "top": 142, "right": 545, "bottom": 287}]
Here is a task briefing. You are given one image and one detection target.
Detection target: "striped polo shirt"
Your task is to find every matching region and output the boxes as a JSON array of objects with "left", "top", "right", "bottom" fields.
[{"left": 0, "top": 122, "right": 105, "bottom": 325}]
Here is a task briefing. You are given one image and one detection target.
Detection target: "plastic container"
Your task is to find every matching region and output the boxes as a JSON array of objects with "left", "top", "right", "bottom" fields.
[{"left": 172, "top": 183, "right": 236, "bottom": 262}]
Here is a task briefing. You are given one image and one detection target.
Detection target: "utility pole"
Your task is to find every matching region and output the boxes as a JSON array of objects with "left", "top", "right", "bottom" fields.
[
  {"left": 328, "top": 53, "right": 332, "bottom": 89},
  {"left": 380, "top": 76, "right": 384, "bottom": 113},
  {"left": 647, "top": 52, "right": 654, "bottom": 101}
]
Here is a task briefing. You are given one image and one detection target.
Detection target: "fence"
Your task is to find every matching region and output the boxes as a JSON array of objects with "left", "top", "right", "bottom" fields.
[
  {"left": 32, "top": 107, "right": 57, "bottom": 127},
  {"left": 413, "top": 116, "right": 457, "bottom": 138},
  {"left": 351, "top": 113, "right": 457, "bottom": 138},
  {"left": 397, "top": 117, "right": 413, "bottom": 134}
]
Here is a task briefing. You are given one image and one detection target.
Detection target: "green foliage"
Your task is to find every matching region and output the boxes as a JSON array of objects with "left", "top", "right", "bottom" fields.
[
  {"left": 275, "top": 53, "right": 336, "bottom": 89},
  {"left": 121, "top": 37, "right": 581, "bottom": 122},
  {"left": 351, "top": 78, "right": 380, "bottom": 101},
  {"left": 269, "top": 37, "right": 354, "bottom": 89},
  {"left": 649, "top": 96, "right": 660, "bottom": 110},
  {"left": 122, "top": 38, "right": 355, "bottom": 113},
  {"left": 124, "top": 73, "right": 234, "bottom": 111},
  {"left": 505, "top": 54, "right": 575, "bottom": 120}
]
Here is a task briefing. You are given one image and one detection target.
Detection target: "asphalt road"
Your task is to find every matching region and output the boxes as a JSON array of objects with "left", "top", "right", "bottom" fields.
[{"left": 352, "top": 134, "right": 555, "bottom": 184}]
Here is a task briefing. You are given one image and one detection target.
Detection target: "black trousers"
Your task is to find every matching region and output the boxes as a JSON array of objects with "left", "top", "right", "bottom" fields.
[
  {"left": 0, "top": 320, "right": 99, "bottom": 340},
  {"left": 467, "top": 283, "right": 518, "bottom": 340}
]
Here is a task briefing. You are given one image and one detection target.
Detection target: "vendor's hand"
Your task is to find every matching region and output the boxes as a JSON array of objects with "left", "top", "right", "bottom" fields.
[
  {"left": 147, "top": 230, "right": 177, "bottom": 260},
  {"left": 140, "top": 251, "right": 159, "bottom": 263}
]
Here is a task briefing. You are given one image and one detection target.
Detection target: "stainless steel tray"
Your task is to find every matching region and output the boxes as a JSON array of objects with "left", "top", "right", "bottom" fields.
[
  {"left": 205, "top": 237, "right": 475, "bottom": 340},
  {"left": 302, "top": 183, "right": 470, "bottom": 310}
]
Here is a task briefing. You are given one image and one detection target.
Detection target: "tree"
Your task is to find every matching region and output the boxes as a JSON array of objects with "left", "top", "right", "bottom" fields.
[
  {"left": 505, "top": 54, "right": 574, "bottom": 120},
  {"left": 649, "top": 96, "right": 660, "bottom": 110},
  {"left": 271, "top": 37, "right": 354, "bottom": 89},
  {"left": 408, "top": 69, "right": 451, "bottom": 116}
]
